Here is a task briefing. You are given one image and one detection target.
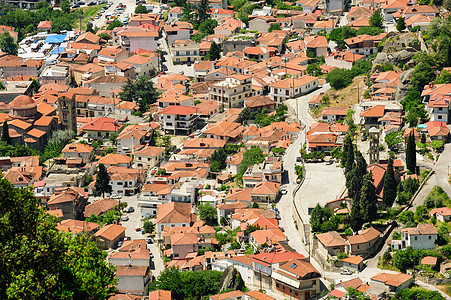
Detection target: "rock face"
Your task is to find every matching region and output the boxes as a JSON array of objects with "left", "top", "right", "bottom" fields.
[
  {"left": 382, "top": 32, "right": 421, "bottom": 53},
  {"left": 219, "top": 266, "right": 238, "bottom": 292},
  {"left": 395, "top": 68, "right": 414, "bottom": 102},
  {"left": 374, "top": 52, "right": 389, "bottom": 65},
  {"left": 388, "top": 50, "right": 414, "bottom": 65}
]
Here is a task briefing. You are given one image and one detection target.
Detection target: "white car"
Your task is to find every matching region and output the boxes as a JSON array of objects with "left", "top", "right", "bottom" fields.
[
  {"left": 280, "top": 189, "right": 288, "bottom": 195},
  {"left": 121, "top": 215, "right": 129, "bottom": 221},
  {"left": 340, "top": 270, "right": 353, "bottom": 275}
]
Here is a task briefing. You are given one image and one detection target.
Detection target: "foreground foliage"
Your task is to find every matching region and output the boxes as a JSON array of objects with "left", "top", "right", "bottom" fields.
[{"left": 0, "top": 176, "right": 117, "bottom": 299}]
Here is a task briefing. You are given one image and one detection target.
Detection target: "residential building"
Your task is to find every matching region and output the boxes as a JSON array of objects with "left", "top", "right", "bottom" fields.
[
  {"left": 134, "top": 146, "right": 165, "bottom": 169},
  {"left": 371, "top": 272, "right": 413, "bottom": 293},
  {"left": 269, "top": 76, "right": 319, "bottom": 104},
  {"left": 98, "top": 153, "right": 132, "bottom": 168},
  {"left": 95, "top": 224, "right": 126, "bottom": 249},
  {"left": 321, "top": 107, "right": 349, "bottom": 123},
  {"left": 325, "top": 51, "right": 365, "bottom": 70},
  {"left": 346, "top": 227, "right": 380, "bottom": 256},
  {"left": 156, "top": 202, "right": 195, "bottom": 238},
  {"left": 47, "top": 187, "right": 87, "bottom": 220},
  {"left": 79, "top": 117, "right": 123, "bottom": 140},
  {"left": 316, "top": 231, "right": 346, "bottom": 257},
  {"left": 108, "top": 248, "right": 150, "bottom": 267},
  {"left": 170, "top": 40, "right": 201, "bottom": 65},
  {"left": 110, "top": 173, "right": 139, "bottom": 196},
  {"left": 84, "top": 198, "right": 119, "bottom": 218},
  {"left": 124, "top": 54, "right": 158, "bottom": 77},
  {"left": 344, "top": 33, "right": 387, "bottom": 56},
  {"left": 272, "top": 259, "right": 321, "bottom": 300},
  {"left": 164, "top": 22, "right": 193, "bottom": 46},
  {"left": 304, "top": 36, "right": 328, "bottom": 57},
  {"left": 116, "top": 265, "right": 151, "bottom": 296},
  {"left": 62, "top": 142, "right": 93, "bottom": 162},
  {"left": 113, "top": 26, "right": 159, "bottom": 52},
  {"left": 401, "top": 223, "right": 438, "bottom": 250},
  {"left": 40, "top": 64, "right": 71, "bottom": 85},
  {"left": 72, "top": 63, "right": 105, "bottom": 86},
  {"left": 209, "top": 74, "right": 253, "bottom": 109},
  {"left": 158, "top": 106, "right": 198, "bottom": 135},
  {"left": 430, "top": 207, "right": 451, "bottom": 222}
]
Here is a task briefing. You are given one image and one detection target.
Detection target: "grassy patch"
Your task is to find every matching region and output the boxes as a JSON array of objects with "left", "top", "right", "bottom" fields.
[
  {"left": 377, "top": 256, "right": 401, "bottom": 272},
  {"left": 322, "top": 75, "right": 365, "bottom": 109},
  {"left": 425, "top": 186, "right": 451, "bottom": 208}
]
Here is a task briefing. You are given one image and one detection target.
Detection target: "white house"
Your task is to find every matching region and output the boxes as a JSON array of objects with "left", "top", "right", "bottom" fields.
[
  {"left": 116, "top": 265, "right": 151, "bottom": 296},
  {"left": 110, "top": 173, "right": 139, "bottom": 196},
  {"left": 269, "top": 76, "right": 319, "bottom": 104},
  {"left": 134, "top": 146, "right": 165, "bottom": 169},
  {"left": 401, "top": 223, "right": 438, "bottom": 250},
  {"left": 429, "top": 207, "right": 451, "bottom": 222}
]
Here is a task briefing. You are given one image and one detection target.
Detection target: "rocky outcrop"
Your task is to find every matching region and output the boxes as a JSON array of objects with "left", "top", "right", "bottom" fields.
[
  {"left": 388, "top": 50, "right": 414, "bottom": 65},
  {"left": 395, "top": 68, "right": 414, "bottom": 102},
  {"left": 374, "top": 52, "right": 389, "bottom": 65},
  {"left": 382, "top": 33, "right": 421, "bottom": 53},
  {"left": 219, "top": 266, "right": 240, "bottom": 292}
]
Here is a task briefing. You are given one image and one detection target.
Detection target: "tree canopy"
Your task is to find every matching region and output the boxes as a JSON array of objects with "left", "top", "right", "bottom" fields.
[
  {"left": 95, "top": 164, "right": 112, "bottom": 197},
  {"left": 1, "top": 121, "right": 10, "bottom": 145},
  {"left": 0, "top": 32, "right": 18, "bottom": 55},
  {"left": 135, "top": 4, "right": 148, "bottom": 13},
  {"left": 406, "top": 132, "right": 416, "bottom": 173},
  {"left": 0, "top": 175, "right": 117, "bottom": 299},
  {"left": 370, "top": 9, "right": 384, "bottom": 28},
  {"left": 151, "top": 268, "right": 223, "bottom": 300},
  {"left": 119, "top": 76, "right": 159, "bottom": 112},
  {"left": 198, "top": 204, "right": 217, "bottom": 226},
  {"left": 382, "top": 158, "right": 397, "bottom": 207}
]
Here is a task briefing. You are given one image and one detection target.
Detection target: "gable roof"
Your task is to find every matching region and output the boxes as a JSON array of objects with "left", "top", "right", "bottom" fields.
[
  {"left": 95, "top": 224, "right": 126, "bottom": 241},
  {"left": 316, "top": 231, "right": 346, "bottom": 247},
  {"left": 347, "top": 227, "right": 380, "bottom": 245}
]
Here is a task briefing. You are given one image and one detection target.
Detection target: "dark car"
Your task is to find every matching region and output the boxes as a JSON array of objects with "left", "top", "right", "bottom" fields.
[
  {"left": 77, "top": 1, "right": 85, "bottom": 4},
  {"left": 296, "top": 157, "right": 301, "bottom": 162},
  {"left": 361, "top": 134, "right": 367, "bottom": 142},
  {"left": 117, "top": 241, "right": 123, "bottom": 248},
  {"left": 128, "top": 207, "right": 135, "bottom": 213},
  {"left": 72, "top": 3, "right": 80, "bottom": 8},
  {"left": 87, "top": 1, "right": 96, "bottom": 5},
  {"left": 174, "top": 148, "right": 181, "bottom": 154}
]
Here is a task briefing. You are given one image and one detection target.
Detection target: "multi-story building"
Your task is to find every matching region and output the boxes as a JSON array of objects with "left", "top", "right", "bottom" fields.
[
  {"left": 269, "top": 76, "right": 319, "bottom": 104},
  {"left": 170, "top": 40, "right": 201, "bottom": 65},
  {"left": 209, "top": 75, "right": 252, "bottom": 109},
  {"left": 344, "top": 33, "right": 387, "bottom": 56},
  {"left": 158, "top": 106, "right": 198, "bottom": 135}
]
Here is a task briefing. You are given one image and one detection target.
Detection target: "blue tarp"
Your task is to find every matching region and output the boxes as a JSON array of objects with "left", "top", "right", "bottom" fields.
[
  {"left": 44, "top": 34, "right": 66, "bottom": 44},
  {"left": 51, "top": 46, "right": 66, "bottom": 54}
]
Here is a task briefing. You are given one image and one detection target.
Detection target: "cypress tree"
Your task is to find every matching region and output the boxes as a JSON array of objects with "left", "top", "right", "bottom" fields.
[
  {"left": 382, "top": 158, "right": 397, "bottom": 207},
  {"left": 94, "top": 164, "right": 112, "bottom": 197},
  {"left": 208, "top": 42, "right": 221, "bottom": 61},
  {"left": 346, "top": 151, "right": 367, "bottom": 199},
  {"left": 360, "top": 171, "right": 378, "bottom": 224},
  {"left": 342, "top": 134, "right": 354, "bottom": 173},
  {"left": 406, "top": 132, "right": 416, "bottom": 173},
  {"left": 1, "top": 121, "right": 10, "bottom": 144}
]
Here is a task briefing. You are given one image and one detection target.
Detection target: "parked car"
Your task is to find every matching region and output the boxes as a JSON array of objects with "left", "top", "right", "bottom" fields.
[
  {"left": 149, "top": 252, "right": 154, "bottom": 259},
  {"left": 340, "top": 270, "right": 353, "bottom": 275},
  {"left": 325, "top": 160, "right": 333, "bottom": 165},
  {"left": 280, "top": 189, "right": 288, "bottom": 195},
  {"left": 135, "top": 226, "right": 141, "bottom": 231},
  {"left": 296, "top": 157, "right": 301, "bottom": 162},
  {"left": 88, "top": 1, "right": 97, "bottom": 6},
  {"left": 123, "top": 236, "right": 131, "bottom": 241},
  {"left": 121, "top": 215, "right": 129, "bottom": 221},
  {"left": 117, "top": 241, "right": 123, "bottom": 248},
  {"left": 146, "top": 237, "right": 153, "bottom": 244},
  {"left": 361, "top": 134, "right": 367, "bottom": 142},
  {"left": 128, "top": 207, "right": 135, "bottom": 213},
  {"left": 151, "top": 169, "right": 156, "bottom": 175},
  {"left": 72, "top": 3, "right": 80, "bottom": 8}
]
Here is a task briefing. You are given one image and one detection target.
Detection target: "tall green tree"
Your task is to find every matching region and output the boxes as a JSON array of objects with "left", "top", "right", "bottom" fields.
[
  {"left": 199, "top": 204, "right": 217, "bottom": 226},
  {"left": 406, "top": 132, "right": 416, "bottom": 173},
  {"left": 396, "top": 16, "right": 406, "bottom": 31},
  {"left": 370, "top": 9, "right": 384, "bottom": 28},
  {"left": 382, "top": 158, "right": 397, "bottom": 207},
  {"left": 119, "top": 76, "right": 159, "bottom": 112},
  {"left": 0, "top": 176, "right": 117, "bottom": 299},
  {"left": 1, "top": 121, "right": 10, "bottom": 145},
  {"left": 0, "top": 32, "right": 18, "bottom": 55},
  {"left": 342, "top": 134, "right": 354, "bottom": 173},
  {"left": 346, "top": 151, "right": 367, "bottom": 199},
  {"left": 95, "top": 164, "right": 112, "bottom": 197},
  {"left": 360, "top": 171, "right": 378, "bottom": 224},
  {"left": 208, "top": 41, "right": 221, "bottom": 61},
  {"left": 210, "top": 148, "right": 227, "bottom": 172}
]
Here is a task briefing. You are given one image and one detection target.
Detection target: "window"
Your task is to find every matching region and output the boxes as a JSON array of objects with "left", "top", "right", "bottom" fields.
[
  {"left": 438, "top": 115, "right": 443, "bottom": 119},
  {"left": 415, "top": 236, "right": 418, "bottom": 240},
  {"left": 117, "top": 182, "right": 123, "bottom": 185},
  {"left": 429, "top": 236, "right": 432, "bottom": 239},
  {"left": 276, "top": 283, "right": 280, "bottom": 288}
]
